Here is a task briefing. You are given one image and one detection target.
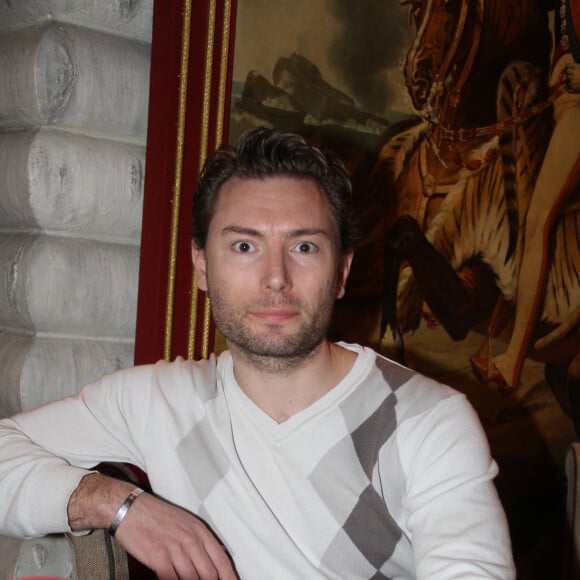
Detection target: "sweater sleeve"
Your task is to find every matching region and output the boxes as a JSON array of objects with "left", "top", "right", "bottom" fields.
[
  {"left": 0, "top": 364, "right": 156, "bottom": 538},
  {"left": 398, "top": 392, "right": 515, "bottom": 579}
]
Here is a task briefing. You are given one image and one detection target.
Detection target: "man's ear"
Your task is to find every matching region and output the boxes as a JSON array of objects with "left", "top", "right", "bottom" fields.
[
  {"left": 336, "top": 250, "right": 354, "bottom": 299},
  {"left": 191, "top": 242, "right": 208, "bottom": 291}
]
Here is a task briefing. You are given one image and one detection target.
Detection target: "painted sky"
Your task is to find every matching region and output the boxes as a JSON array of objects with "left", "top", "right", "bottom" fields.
[{"left": 232, "top": 0, "right": 415, "bottom": 117}]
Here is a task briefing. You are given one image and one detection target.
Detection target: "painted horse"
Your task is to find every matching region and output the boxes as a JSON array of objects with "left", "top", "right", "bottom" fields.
[
  {"left": 348, "top": 0, "right": 580, "bottom": 407},
  {"left": 372, "top": 0, "right": 553, "bottom": 235},
  {"left": 337, "top": 0, "right": 553, "bottom": 343}
]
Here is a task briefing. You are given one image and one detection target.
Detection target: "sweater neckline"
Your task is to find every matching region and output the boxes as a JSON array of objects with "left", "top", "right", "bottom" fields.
[{"left": 218, "top": 343, "right": 373, "bottom": 441}]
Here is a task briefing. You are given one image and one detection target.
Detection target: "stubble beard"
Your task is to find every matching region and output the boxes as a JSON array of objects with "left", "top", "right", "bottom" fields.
[{"left": 207, "top": 282, "right": 338, "bottom": 375}]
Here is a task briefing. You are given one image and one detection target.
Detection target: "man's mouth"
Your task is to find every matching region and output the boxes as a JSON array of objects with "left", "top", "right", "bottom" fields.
[{"left": 249, "top": 308, "right": 298, "bottom": 323}]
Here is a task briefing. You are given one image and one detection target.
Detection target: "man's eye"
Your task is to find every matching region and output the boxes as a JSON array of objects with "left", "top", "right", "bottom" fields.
[
  {"left": 233, "top": 241, "right": 254, "bottom": 252},
  {"left": 294, "top": 242, "right": 317, "bottom": 253}
]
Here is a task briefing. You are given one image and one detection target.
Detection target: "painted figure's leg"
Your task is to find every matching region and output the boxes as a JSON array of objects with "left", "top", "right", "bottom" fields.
[{"left": 492, "top": 105, "right": 580, "bottom": 388}]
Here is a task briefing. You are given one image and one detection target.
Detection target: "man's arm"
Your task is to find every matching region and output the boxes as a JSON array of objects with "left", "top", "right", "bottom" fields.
[
  {"left": 399, "top": 392, "right": 515, "bottom": 579},
  {"left": 0, "top": 416, "right": 237, "bottom": 579},
  {"left": 68, "top": 472, "right": 238, "bottom": 580},
  {"left": 0, "top": 359, "right": 238, "bottom": 579},
  {"left": 0, "top": 364, "right": 156, "bottom": 536}
]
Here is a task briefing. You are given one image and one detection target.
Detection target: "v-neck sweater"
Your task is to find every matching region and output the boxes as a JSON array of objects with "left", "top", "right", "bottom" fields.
[{"left": 0, "top": 343, "right": 514, "bottom": 579}]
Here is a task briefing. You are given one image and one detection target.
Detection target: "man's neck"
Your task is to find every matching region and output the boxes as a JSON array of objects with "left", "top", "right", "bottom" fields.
[{"left": 228, "top": 340, "right": 357, "bottom": 423}]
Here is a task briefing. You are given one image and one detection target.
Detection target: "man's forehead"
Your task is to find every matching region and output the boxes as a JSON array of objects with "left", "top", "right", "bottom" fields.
[
  {"left": 214, "top": 175, "right": 330, "bottom": 211},
  {"left": 209, "top": 176, "right": 340, "bottom": 238}
]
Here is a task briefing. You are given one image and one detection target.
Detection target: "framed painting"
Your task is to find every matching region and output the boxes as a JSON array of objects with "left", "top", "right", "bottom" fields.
[
  {"left": 136, "top": 0, "right": 579, "bottom": 403},
  {"left": 136, "top": 0, "right": 579, "bottom": 405}
]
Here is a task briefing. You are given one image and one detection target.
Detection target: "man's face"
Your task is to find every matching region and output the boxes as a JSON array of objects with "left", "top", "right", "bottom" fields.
[{"left": 192, "top": 176, "right": 353, "bottom": 364}]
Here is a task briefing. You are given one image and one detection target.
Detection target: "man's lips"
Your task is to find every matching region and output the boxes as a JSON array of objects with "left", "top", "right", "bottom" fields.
[{"left": 249, "top": 308, "right": 298, "bottom": 323}]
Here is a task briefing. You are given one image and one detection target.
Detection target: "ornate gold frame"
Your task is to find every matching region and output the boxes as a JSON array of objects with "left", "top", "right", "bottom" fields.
[{"left": 135, "top": 0, "right": 236, "bottom": 364}]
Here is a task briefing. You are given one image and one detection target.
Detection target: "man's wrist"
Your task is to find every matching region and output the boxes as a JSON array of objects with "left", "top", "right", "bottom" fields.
[
  {"left": 67, "top": 472, "right": 136, "bottom": 531},
  {"left": 108, "top": 486, "right": 144, "bottom": 536}
]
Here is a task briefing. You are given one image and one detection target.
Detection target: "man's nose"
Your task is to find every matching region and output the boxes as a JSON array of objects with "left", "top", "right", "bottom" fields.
[{"left": 262, "top": 250, "right": 291, "bottom": 292}]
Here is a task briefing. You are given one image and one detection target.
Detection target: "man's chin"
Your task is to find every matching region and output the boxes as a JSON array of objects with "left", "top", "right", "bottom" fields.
[{"left": 228, "top": 332, "right": 323, "bottom": 360}]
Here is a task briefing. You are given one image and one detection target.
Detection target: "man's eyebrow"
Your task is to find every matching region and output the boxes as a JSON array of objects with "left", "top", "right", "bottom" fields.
[
  {"left": 290, "top": 228, "right": 331, "bottom": 239},
  {"left": 221, "top": 225, "right": 262, "bottom": 237}
]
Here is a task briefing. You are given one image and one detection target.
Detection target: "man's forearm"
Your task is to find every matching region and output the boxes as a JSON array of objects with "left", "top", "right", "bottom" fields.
[
  {"left": 67, "top": 472, "right": 136, "bottom": 531},
  {"left": 69, "top": 472, "right": 239, "bottom": 578},
  {"left": 0, "top": 418, "right": 95, "bottom": 537}
]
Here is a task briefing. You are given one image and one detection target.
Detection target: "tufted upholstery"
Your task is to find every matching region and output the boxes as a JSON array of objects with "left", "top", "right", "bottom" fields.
[{"left": 0, "top": 531, "right": 128, "bottom": 580}]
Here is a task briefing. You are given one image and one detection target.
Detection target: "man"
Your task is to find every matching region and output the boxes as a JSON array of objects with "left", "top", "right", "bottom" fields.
[{"left": 0, "top": 128, "right": 514, "bottom": 579}]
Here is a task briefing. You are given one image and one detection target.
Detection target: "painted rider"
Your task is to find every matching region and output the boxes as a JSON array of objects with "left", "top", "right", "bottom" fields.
[{"left": 481, "top": 0, "right": 580, "bottom": 389}]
